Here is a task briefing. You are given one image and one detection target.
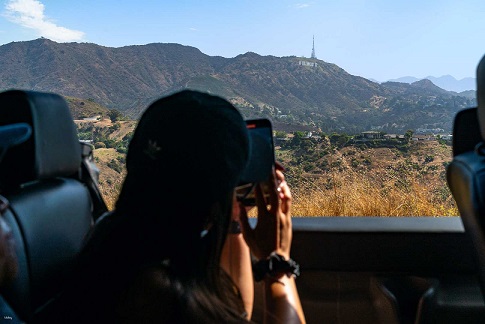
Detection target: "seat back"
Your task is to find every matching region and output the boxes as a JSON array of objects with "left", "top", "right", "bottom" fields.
[
  {"left": 451, "top": 107, "right": 481, "bottom": 157},
  {"left": 0, "top": 90, "right": 93, "bottom": 321},
  {"left": 447, "top": 54, "right": 485, "bottom": 296}
]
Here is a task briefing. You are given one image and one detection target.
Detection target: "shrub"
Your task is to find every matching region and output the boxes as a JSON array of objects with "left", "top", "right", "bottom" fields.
[
  {"left": 424, "top": 155, "right": 434, "bottom": 163},
  {"left": 94, "top": 142, "right": 106, "bottom": 149},
  {"left": 107, "top": 159, "right": 123, "bottom": 173}
]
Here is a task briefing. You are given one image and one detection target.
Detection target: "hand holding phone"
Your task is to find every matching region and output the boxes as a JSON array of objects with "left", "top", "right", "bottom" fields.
[{"left": 239, "top": 168, "right": 293, "bottom": 260}]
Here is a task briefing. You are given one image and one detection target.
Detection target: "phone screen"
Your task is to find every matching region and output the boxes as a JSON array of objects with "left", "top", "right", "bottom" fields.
[{"left": 236, "top": 118, "right": 275, "bottom": 206}]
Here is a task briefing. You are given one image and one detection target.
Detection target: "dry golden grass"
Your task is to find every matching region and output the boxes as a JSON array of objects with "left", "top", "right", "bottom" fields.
[
  {"left": 93, "top": 132, "right": 458, "bottom": 216},
  {"left": 93, "top": 148, "right": 126, "bottom": 210},
  {"left": 289, "top": 169, "right": 458, "bottom": 217},
  {"left": 96, "top": 155, "right": 458, "bottom": 216}
]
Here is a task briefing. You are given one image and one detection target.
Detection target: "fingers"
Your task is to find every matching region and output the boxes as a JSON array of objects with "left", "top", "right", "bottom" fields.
[
  {"left": 275, "top": 170, "right": 290, "bottom": 197},
  {"left": 275, "top": 161, "right": 286, "bottom": 172},
  {"left": 279, "top": 180, "right": 292, "bottom": 216},
  {"left": 254, "top": 165, "right": 286, "bottom": 214},
  {"left": 278, "top": 180, "right": 291, "bottom": 201},
  {"left": 275, "top": 169, "right": 291, "bottom": 217},
  {"left": 238, "top": 162, "right": 293, "bottom": 261},
  {"left": 275, "top": 168, "right": 285, "bottom": 183}
]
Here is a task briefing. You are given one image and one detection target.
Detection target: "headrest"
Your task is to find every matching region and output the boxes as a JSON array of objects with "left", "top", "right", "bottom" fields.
[
  {"left": 452, "top": 107, "right": 481, "bottom": 157},
  {"left": 0, "top": 90, "right": 81, "bottom": 189},
  {"left": 476, "top": 54, "right": 485, "bottom": 139}
]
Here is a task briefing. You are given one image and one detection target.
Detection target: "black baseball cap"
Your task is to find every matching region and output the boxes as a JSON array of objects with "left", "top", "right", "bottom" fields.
[{"left": 124, "top": 90, "right": 253, "bottom": 203}]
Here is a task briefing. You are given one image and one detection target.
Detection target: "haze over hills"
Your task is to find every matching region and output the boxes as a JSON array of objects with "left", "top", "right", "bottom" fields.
[
  {"left": 387, "top": 75, "right": 476, "bottom": 92},
  {"left": 0, "top": 38, "right": 476, "bottom": 133}
]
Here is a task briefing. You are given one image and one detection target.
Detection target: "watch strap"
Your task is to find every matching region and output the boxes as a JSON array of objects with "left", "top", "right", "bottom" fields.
[
  {"left": 229, "top": 220, "right": 242, "bottom": 234},
  {"left": 253, "top": 252, "right": 300, "bottom": 282}
]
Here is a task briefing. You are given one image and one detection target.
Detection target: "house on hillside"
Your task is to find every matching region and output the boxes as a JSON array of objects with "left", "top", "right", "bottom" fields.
[
  {"left": 361, "top": 131, "right": 382, "bottom": 139},
  {"left": 83, "top": 115, "right": 101, "bottom": 121},
  {"left": 411, "top": 134, "right": 436, "bottom": 141},
  {"left": 383, "top": 134, "right": 405, "bottom": 140}
]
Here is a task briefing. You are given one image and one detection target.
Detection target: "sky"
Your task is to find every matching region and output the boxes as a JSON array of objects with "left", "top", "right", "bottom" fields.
[{"left": 0, "top": 0, "right": 484, "bottom": 82}]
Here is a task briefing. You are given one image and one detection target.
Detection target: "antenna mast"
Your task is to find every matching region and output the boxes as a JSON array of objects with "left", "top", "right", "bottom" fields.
[{"left": 311, "top": 35, "right": 316, "bottom": 59}]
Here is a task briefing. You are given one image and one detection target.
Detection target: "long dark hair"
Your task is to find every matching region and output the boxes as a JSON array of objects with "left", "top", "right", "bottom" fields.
[{"left": 114, "top": 181, "right": 246, "bottom": 322}]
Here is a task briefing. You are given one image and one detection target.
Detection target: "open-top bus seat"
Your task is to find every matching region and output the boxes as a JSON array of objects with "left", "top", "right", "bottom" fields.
[
  {"left": 447, "top": 54, "right": 485, "bottom": 296},
  {"left": 0, "top": 90, "right": 93, "bottom": 322},
  {"left": 451, "top": 107, "right": 481, "bottom": 157}
]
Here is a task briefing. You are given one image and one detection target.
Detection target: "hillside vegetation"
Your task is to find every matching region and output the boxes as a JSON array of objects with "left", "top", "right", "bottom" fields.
[
  {"left": 81, "top": 118, "right": 457, "bottom": 216},
  {"left": 65, "top": 96, "right": 110, "bottom": 119},
  {"left": 284, "top": 142, "right": 456, "bottom": 216}
]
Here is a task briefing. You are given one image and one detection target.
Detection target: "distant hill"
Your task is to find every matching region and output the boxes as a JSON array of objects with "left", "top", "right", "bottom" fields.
[
  {"left": 388, "top": 75, "right": 476, "bottom": 92},
  {"left": 458, "top": 90, "right": 476, "bottom": 99},
  {"left": 0, "top": 38, "right": 476, "bottom": 133}
]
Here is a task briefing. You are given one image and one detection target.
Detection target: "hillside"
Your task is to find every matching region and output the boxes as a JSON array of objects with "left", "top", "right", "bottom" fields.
[
  {"left": 275, "top": 136, "right": 456, "bottom": 216},
  {"left": 74, "top": 117, "right": 135, "bottom": 209},
  {"left": 0, "top": 38, "right": 476, "bottom": 133},
  {"left": 80, "top": 117, "right": 457, "bottom": 215},
  {"left": 65, "top": 96, "right": 110, "bottom": 119}
]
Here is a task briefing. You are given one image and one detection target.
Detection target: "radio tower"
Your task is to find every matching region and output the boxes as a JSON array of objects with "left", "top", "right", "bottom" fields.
[{"left": 311, "top": 35, "right": 316, "bottom": 59}]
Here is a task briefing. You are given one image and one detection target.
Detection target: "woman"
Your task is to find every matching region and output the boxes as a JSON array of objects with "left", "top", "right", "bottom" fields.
[{"left": 36, "top": 90, "right": 305, "bottom": 323}]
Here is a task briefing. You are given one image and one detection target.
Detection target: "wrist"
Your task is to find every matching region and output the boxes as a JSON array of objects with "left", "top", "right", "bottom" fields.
[
  {"left": 263, "top": 272, "right": 295, "bottom": 287},
  {"left": 252, "top": 252, "right": 300, "bottom": 282}
]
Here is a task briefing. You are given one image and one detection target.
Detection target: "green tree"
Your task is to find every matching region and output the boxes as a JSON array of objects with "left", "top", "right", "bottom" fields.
[
  {"left": 94, "top": 142, "right": 106, "bottom": 149},
  {"left": 404, "top": 130, "right": 414, "bottom": 142},
  {"left": 329, "top": 133, "right": 349, "bottom": 148},
  {"left": 108, "top": 109, "right": 125, "bottom": 122},
  {"left": 274, "top": 131, "right": 287, "bottom": 138},
  {"left": 293, "top": 131, "right": 306, "bottom": 138}
]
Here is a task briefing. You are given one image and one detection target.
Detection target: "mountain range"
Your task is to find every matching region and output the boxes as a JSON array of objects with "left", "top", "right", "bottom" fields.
[
  {"left": 0, "top": 38, "right": 477, "bottom": 133},
  {"left": 387, "top": 75, "right": 475, "bottom": 92}
]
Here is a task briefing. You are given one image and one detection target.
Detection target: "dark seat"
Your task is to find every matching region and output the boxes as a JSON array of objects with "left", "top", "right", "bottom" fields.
[
  {"left": 447, "top": 54, "right": 485, "bottom": 296},
  {"left": 0, "top": 90, "right": 94, "bottom": 322}
]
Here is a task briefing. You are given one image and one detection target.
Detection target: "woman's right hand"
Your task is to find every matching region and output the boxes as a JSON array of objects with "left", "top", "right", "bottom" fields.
[{"left": 239, "top": 167, "right": 292, "bottom": 261}]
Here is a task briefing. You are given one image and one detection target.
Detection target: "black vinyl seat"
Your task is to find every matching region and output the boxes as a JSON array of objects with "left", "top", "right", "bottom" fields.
[
  {"left": 0, "top": 90, "right": 94, "bottom": 322},
  {"left": 447, "top": 54, "right": 485, "bottom": 296}
]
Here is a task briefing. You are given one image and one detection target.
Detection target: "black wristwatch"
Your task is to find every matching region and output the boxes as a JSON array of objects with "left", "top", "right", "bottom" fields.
[{"left": 253, "top": 252, "right": 300, "bottom": 282}]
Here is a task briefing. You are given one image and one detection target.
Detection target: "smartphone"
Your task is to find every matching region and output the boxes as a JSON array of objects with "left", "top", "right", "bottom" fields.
[{"left": 236, "top": 118, "right": 275, "bottom": 206}]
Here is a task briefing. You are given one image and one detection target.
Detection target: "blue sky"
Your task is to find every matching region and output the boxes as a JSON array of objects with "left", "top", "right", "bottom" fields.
[{"left": 0, "top": 0, "right": 484, "bottom": 82}]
